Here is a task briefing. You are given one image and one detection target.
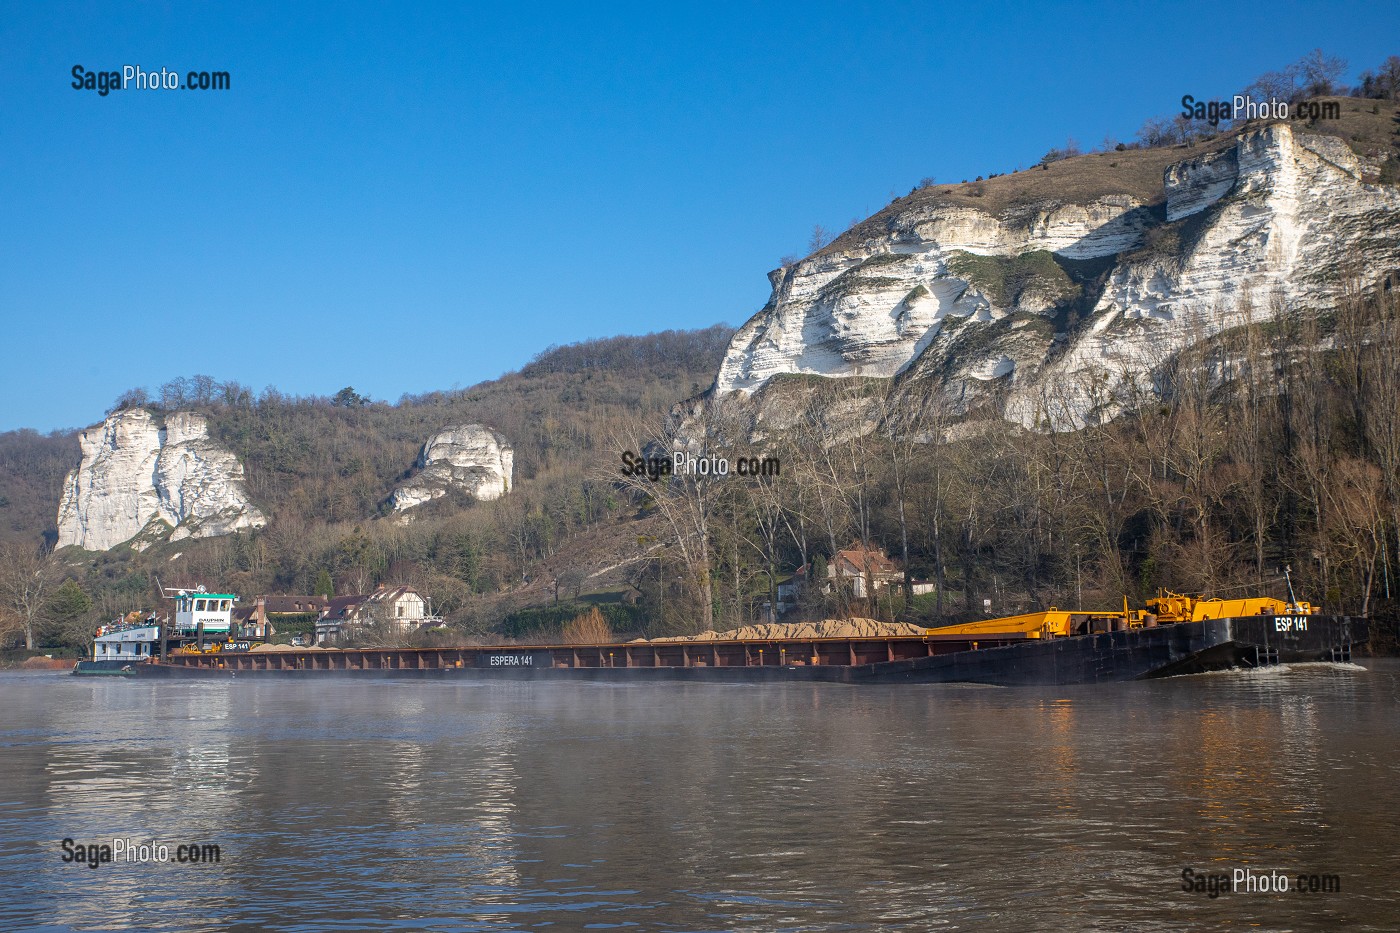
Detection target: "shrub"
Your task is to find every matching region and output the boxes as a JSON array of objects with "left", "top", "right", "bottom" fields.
[{"left": 562, "top": 606, "right": 611, "bottom": 644}]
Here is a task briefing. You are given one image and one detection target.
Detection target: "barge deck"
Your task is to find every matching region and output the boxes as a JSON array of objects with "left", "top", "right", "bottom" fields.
[{"left": 131, "top": 614, "right": 1367, "bottom": 686}]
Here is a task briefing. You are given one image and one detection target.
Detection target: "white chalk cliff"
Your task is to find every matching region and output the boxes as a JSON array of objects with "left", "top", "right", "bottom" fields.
[
  {"left": 715, "top": 122, "right": 1400, "bottom": 426},
  {"left": 56, "top": 409, "right": 267, "bottom": 551},
  {"left": 390, "top": 424, "right": 513, "bottom": 516}
]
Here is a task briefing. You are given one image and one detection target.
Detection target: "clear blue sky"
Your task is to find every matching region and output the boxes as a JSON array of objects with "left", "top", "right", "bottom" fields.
[{"left": 3, "top": 1, "right": 1396, "bottom": 431}]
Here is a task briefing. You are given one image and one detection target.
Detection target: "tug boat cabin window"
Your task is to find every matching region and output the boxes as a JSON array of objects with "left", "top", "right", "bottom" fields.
[{"left": 173, "top": 592, "right": 237, "bottom": 635}]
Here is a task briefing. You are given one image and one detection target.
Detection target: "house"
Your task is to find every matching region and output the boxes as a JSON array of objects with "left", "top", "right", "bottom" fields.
[
  {"left": 236, "top": 595, "right": 331, "bottom": 639},
  {"left": 829, "top": 545, "right": 904, "bottom": 598},
  {"left": 823, "top": 545, "right": 938, "bottom": 598},
  {"left": 760, "top": 564, "right": 809, "bottom": 621},
  {"left": 776, "top": 564, "right": 808, "bottom": 606},
  {"left": 315, "top": 584, "right": 441, "bottom": 643}
]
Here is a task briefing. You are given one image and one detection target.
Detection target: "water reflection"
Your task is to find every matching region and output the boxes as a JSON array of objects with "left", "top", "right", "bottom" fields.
[{"left": 0, "top": 664, "right": 1397, "bottom": 931}]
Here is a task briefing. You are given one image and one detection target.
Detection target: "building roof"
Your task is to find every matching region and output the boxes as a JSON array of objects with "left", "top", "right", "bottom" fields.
[
  {"left": 258, "top": 595, "right": 330, "bottom": 614},
  {"left": 834, "top": 546, "right": 900, "bottom": 577},
  {"left": 320, "top": 585, "right": 423, "bottom": 620},
  {"left": 324, "top": 594, "right": 373, "bottom": 619},
  {"left": 313, "top": 585, "right": 426, "bottom": 626},
  {"left": 371, "top": 585, "right": 418, "bottom": 604}
]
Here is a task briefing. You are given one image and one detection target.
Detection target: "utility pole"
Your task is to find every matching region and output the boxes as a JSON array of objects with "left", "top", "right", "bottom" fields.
[{"left": 1075, "top": 544, "right": 1083, "bottom": 607}]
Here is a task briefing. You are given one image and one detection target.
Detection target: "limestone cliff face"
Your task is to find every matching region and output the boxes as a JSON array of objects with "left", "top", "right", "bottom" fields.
[
  {"left": 55, "top": 409, "right": 267, "bottom": 551},
  {"left": 715, "top": 123, "right": 1400, "bottom": 426},
  {"left": 389, "top": 424, "right": 513, "bottom": 517}
]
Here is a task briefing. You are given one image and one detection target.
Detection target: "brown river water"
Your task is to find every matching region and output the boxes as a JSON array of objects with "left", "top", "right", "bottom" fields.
[{"left": 1, "top": 661, "right": 1398, "bottom": 931}]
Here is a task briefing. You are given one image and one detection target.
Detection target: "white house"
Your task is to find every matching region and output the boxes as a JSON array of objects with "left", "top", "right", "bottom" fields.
[{"left": 315, "top": 584, "right": 439, "bottom": 643}]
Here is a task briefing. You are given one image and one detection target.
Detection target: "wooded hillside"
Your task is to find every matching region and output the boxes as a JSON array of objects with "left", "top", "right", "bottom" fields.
[{"left": 0, "top": 325, "right": 735, "bottom": 649}]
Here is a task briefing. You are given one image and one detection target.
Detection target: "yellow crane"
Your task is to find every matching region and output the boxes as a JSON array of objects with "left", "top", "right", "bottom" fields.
[{"left": 924, "top": 591, "right": 1313, "bottom": 641}]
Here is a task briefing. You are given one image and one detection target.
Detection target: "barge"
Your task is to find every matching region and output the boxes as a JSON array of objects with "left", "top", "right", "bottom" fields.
[{"left": 120, "top": 592, "right": 1367, "bottom": 687}]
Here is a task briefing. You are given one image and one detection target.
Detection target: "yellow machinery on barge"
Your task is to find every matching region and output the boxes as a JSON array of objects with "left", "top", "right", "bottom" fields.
[{"left": 923, "top": 592, "right": 1315, "bottom": 642}]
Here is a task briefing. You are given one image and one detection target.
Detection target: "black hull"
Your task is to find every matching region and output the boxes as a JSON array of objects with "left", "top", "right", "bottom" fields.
[
  {"left": 851, "top": 615, "right": 1368, "bottom": 686},
  {"left": 72, "top": 660, "right": 141, "bottom": 676},
  {"left": 131, "top": 615, "right": 1367, "bottom": 687}
]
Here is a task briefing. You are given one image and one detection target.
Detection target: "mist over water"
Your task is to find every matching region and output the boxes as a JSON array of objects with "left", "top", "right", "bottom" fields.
[{"left": 2, "top": 664, "right": 1398, "bottom": 932}]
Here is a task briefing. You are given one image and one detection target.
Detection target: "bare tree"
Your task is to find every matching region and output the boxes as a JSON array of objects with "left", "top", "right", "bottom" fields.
[
  {"left": 1280, "top": 303, "right": 1337, "bottom": 602},
  {"left": 341, "top": 600, "right": 414, "bottom": 648},
  {"left": 1172, "top": 114, "right": 1197, "bottom": 146},
  {"left": 1243, "top": 65, "right": 1301, "bottom": 103},
  {"left": 838, "top": 378, "right": 883, "bottom": 617},
  {"left": 1069, "top": 367, "right": 1145, "bottom": 600},
  {"left": 1167, "top": 316, "right": 1234, "bottom": 592},
  {"left": 1297, "top": 48, "right": 1347, "bottom": 97},
  {"left": 735, "top": 438, "right": 796, "bottom": 622},
  {"left": 1137, "top": 116, "right": 1174, "bottom": 148},
  {"left": 910, "top": 420, "right": 959, "bottom": 619},
  {"left": 110, "top": 387, "right": 150, "bottom": 413},
  {"left": 790, "top": 385, "right": 859, "bottom": 615},
  {"left": 607, "top": 406, "right": 726, "bottom": 633},
  {"left": 1223, "top": 293, "right": 1280, "bottom": 583},
  {"left": 1324, "top": 458, "right": 1386, "bottom": 615},
  {"left": 877, "top": 379, "right": 946, "bottom": 608},
  {"left": 0, "top": 543, "right": 59, "bottom": 650},
  {"left": 1358, "top": 56, "right": 1400, "bottom": 100},
  {"left": 1336, "top": 281, "right": 1400, "bottom": 599}
]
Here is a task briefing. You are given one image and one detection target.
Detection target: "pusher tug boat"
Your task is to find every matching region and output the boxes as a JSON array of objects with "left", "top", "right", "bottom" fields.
[{"left": 73, "top": 586, "right": 247, "bottom": 676}]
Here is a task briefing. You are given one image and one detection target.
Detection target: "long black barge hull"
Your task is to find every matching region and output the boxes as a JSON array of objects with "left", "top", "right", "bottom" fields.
[
  {"left": 851, "top": 615, "right": 1367, "bottom": 686},
  {"left": 134, "top": 615, "right": 1366, "bottom": 687}
]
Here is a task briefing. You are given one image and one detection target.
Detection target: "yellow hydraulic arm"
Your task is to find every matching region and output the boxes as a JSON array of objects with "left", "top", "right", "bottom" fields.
[
  {"left": 925, "top": 609, "right": 1128, "bottom": 640},
  {"left": 923, "top": 592, "right": 1306, "bottom": 641},
  {"left": 1146, "top": 591, "right": 1313, "bottom": 623}
]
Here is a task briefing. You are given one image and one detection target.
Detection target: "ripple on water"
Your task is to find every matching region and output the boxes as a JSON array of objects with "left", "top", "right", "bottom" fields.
[{"left": 0, "top": 672, "right": 1396, "bottom": 932}]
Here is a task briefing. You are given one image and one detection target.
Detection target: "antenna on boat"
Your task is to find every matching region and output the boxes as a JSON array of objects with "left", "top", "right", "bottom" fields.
[{"left": 158, "top": 582, "right": 205, "bottom": 599}]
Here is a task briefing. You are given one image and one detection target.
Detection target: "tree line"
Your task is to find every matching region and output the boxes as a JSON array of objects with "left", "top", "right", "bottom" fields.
[
  {"left": 609, "top": 282, "right": 1400, "bottom": 641},
  {"left": 0, "top": 327, "right": 736, "bottom": 653},
  {"left": 1133, "top": 49, "right": 1398, "bottom": 152}
]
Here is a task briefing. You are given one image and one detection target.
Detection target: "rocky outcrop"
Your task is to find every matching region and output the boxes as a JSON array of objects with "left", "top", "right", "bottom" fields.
[
  {"left": 715, "top": 122, "right": 1400, "bottom": 427},
  {"left": 713, "top": 195, "right": 1154, "bottom": 396},
  {"left": 56, "top": 409, "right": 267, "bottom": 551},
  {"left": 389, "top": 424, "right": 513, "bottom": 517}
]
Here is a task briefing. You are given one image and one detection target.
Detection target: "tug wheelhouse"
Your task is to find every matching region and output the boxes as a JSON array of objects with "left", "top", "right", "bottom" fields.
[{"left": 173, "top": 591, "right": 236, "bottom": 637}]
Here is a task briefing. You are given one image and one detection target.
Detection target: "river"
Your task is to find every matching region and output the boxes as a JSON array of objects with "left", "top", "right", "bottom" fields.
[{"left": 2, "top": 662, "right": 1398, "bottom": 931}]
